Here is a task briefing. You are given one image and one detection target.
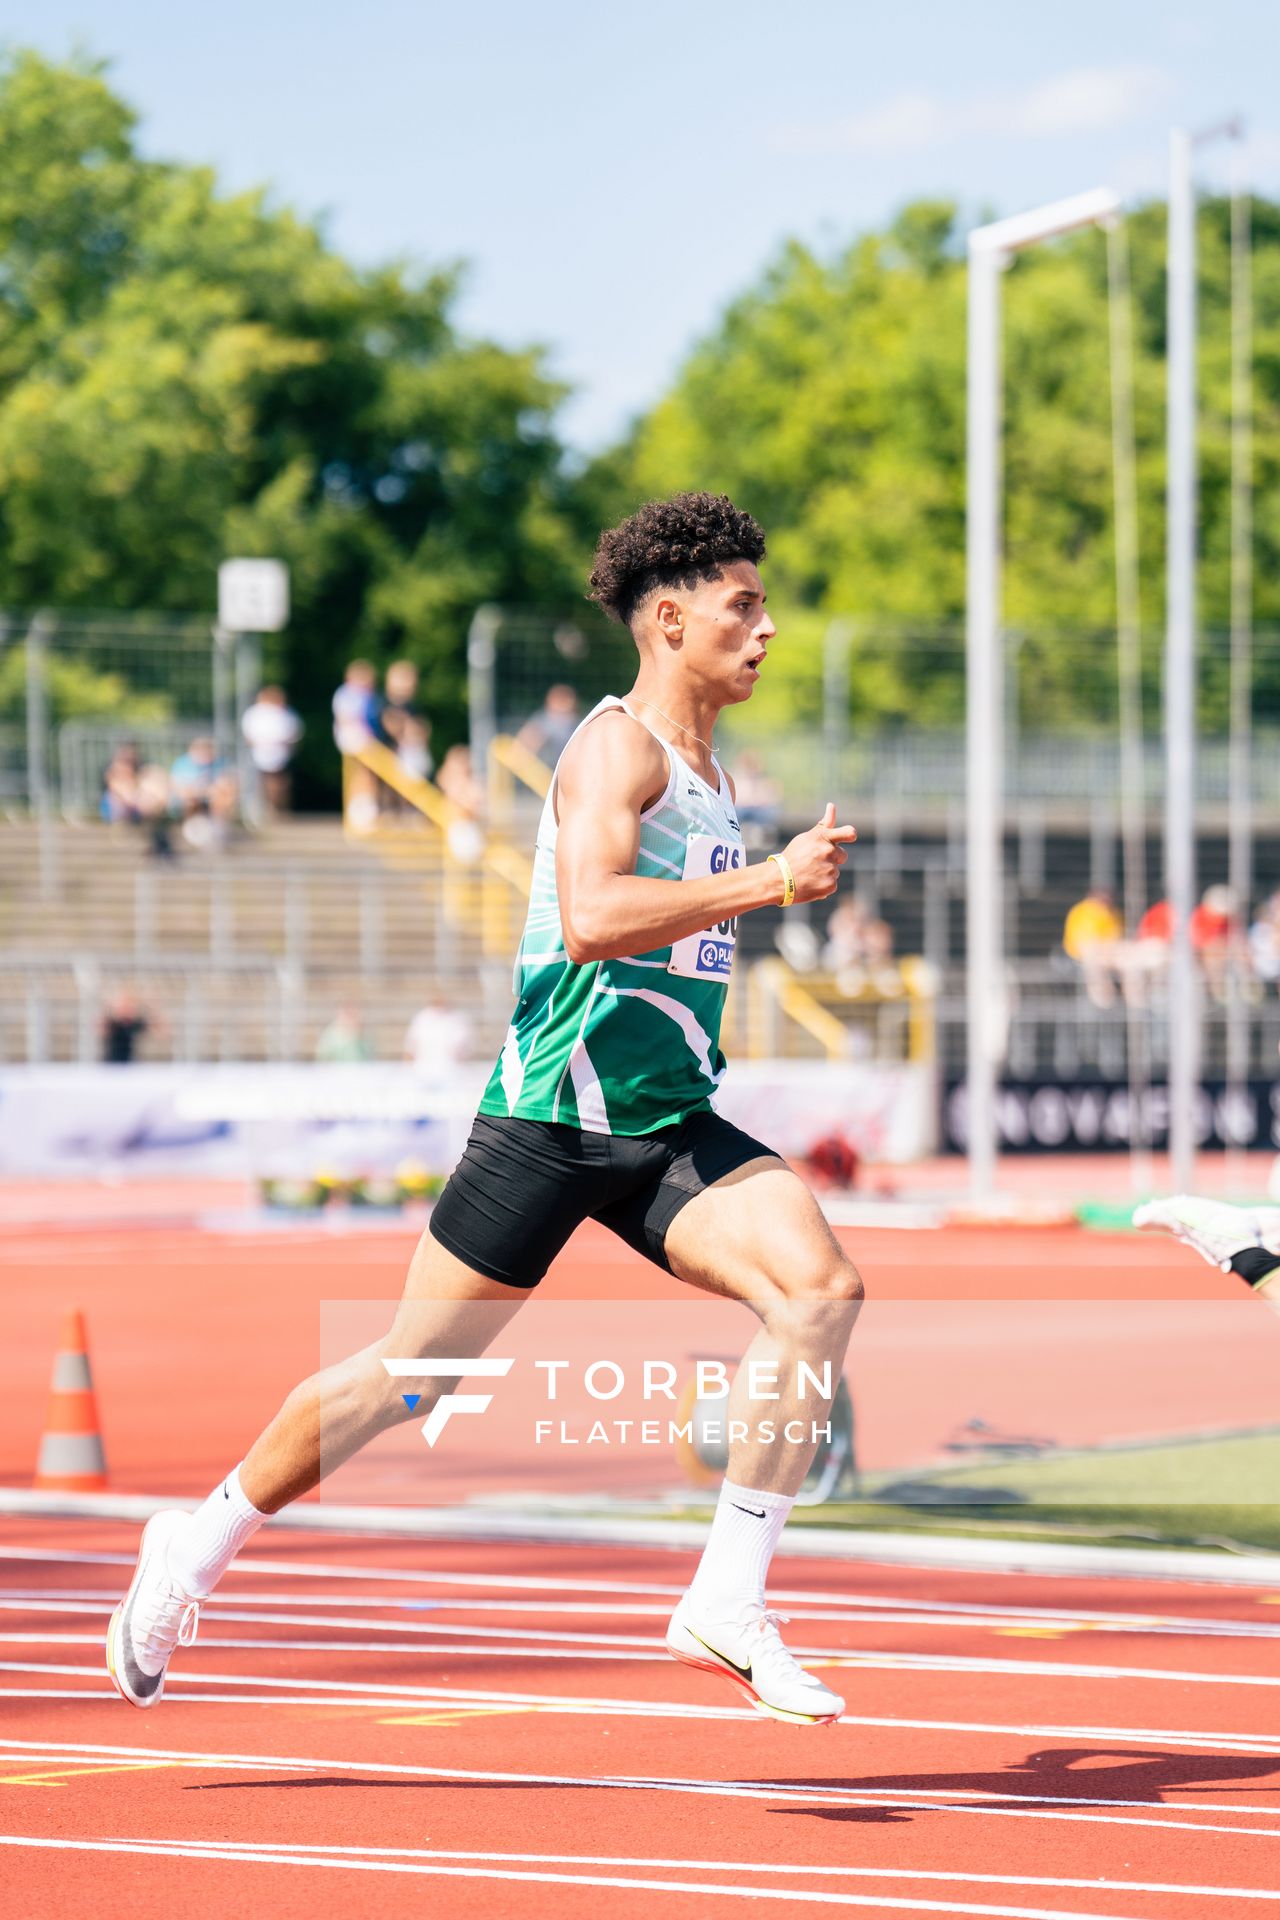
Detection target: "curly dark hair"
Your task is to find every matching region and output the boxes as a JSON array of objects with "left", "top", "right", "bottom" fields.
[{"left": 587, "top": 492, "right": 766, "bottom": 627}]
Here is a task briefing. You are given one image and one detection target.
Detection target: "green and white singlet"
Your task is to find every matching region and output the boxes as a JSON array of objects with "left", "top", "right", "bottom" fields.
[{"left": 478, "top": 695, "right": 744, "bottom": 1135}]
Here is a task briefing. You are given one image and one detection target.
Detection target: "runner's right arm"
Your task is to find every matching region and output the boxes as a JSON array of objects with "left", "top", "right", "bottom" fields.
[{"left": 555, "top": 711, "right": 854, "bottom": 965}]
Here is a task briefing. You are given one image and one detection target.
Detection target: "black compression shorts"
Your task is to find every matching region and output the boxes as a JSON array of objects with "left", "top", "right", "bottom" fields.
[{"left": 428, "top": 1109, "right": 779, "bottom": 1289}]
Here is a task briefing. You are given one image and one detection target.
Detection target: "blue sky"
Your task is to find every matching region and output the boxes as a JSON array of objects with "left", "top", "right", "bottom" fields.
[{"left": 6, "top": 1, "right": 1277, "bottom": 448}]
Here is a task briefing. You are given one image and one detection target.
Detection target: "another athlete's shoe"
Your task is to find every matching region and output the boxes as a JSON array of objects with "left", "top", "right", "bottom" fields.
[
  {"left": 666, "top": 1594, "right": 844, "bottom": 1725},
  {"left": 106, "top": 1511, "right": 201, "bottom": 1708},
  {"left": 1131, "top": 1194, "right": 1280, "bottom": 1270}
]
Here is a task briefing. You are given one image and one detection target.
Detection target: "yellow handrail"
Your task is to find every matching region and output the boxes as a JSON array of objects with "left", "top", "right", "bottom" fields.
[
  {"left": 746, "top": 955, "right": 937, "bottom": 1062},
  {"left": 748, "top": 959, "right": 848, "bottom": 1060},
  {"left": 492, "top": 733, "right": 553, "bottom": 798},
  {"left": 343, "top": 744, "right": 533, "bottom": 955},
  {"left": 347, "top": 740, "right": 462, "bottom": 835},
  {"left": 488, "top": 732, "right": 552, "bottom": 834}
]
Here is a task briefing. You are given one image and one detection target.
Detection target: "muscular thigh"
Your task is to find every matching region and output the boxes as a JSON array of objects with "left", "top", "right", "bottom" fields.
[
  {"left": 662, "top": 1154, "right": 851, "bottom": 1305},
  {"left": 384, "top": 1224, "right": 529, "bottom": 1366}
]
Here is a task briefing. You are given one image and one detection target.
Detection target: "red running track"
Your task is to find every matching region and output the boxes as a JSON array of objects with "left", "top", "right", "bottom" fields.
[
  {"left": 3, "top": 1520, "right": 1280, "bottom": 1919},
  {"left": 2, "top": 1195, "right": 1280, "bottom": 1916}
]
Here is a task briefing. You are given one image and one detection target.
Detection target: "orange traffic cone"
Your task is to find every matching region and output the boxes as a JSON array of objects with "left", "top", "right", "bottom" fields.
[{"left": 34, "top": 1309, "right": 107, "bottom": 1492}]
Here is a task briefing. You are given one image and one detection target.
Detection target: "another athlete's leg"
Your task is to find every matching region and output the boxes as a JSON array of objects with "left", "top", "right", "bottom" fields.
[
  {"left": 107, "top": 1232, "right": 527, "bottom": 1707},
  {"left": 660, "top": 1156, "right": 862, "bottom": 1724},
  {"left": 1134, "top": 1195, "right": 1280, "bottom": 1319}
]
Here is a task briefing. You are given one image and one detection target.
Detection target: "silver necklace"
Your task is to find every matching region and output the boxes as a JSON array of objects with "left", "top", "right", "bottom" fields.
[{"left": 637, "top": 698, "right": 715, "bottom": 757}]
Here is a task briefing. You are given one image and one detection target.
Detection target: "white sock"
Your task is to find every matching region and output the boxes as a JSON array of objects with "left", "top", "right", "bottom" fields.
[
  {"left": 168, "top": 1465, "right": 266, "bottom": 1597},
  {"left": 686, "top": 1479, "right": 794, "bottom": 1620}
]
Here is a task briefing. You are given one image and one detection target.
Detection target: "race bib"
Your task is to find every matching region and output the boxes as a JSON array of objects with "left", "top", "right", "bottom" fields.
[{"left": 668, "top": 833, "right": 740, "bottom": 981}]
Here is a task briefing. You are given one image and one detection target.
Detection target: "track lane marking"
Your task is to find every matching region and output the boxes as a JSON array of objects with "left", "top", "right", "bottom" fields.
[
  {"left": 11, "top": 1624, "right": 1280, "bottom": 1691},
  {"left": 7, "top": 1659, "right": 1280, "bottom": 1751},
  {"left": 2, "top": 1576, "right": 1273, "bottom": 1643},
  {"left": 0, "top": 1740, "right": 1276, "bottom": 1840},
  {"left": 3, "top": 1547, "right": 1275, "bottom": 1636},
  {"left": 0, "top": 1837, "right": 1165, "bottom": 1915},
  {"left": 2, "top": 1740, "right": 1279, "bottom": 1820},
  {"left": 114, "top": 1836, "right": 1280, "bottom": 1901}
]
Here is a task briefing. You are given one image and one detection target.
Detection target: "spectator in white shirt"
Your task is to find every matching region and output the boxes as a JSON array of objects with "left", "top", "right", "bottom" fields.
[
  {"left": 404, "top": 995, "right": 472, "bottom": 1084},
  {"left": 241, "top": 687, "right": 303, "bottom": 816}
]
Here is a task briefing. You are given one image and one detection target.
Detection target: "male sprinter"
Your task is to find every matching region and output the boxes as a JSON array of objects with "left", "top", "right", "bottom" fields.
[
  {"left": 107, "top": 492, "right": 863, "bottom": 1725},
  {"left": 1135, "top": 1196, "right": 1280, "bottom": 1315}
]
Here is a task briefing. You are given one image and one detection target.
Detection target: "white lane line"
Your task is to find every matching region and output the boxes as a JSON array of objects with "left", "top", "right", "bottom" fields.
[
  {"left": 0, "top": 1837, "right": 1161, "bottom": 1916},
  {"left": 0, "top": 1744, "right": 1275, "bottom": 1826},
  {"left": 0, "top": 1691, "right": 494, "bottom": 1704},
  {"left": 3, "top": 1546, "right": 1275, "bottom": 1637},
  {"left": 6, "top": 1583, "right": 1280, "bottom": 1647},
  {"left": 1, "top": 1739, "right": 1277, "bottom": 1841},
  {"left": 128, "top": 1837, "right": 1280, "bottom": 1902},
  {"left": 12, "top": 1623, "right": 1280, "bottom": 1692},
  {"left": 6, "top": 1660, "right": 1280, "bottom": 1752},
  {"left": 0, "top": 1662, "right": 743, "bottom": 1717},
  {"left": 11, "top": 1587, "right": 1280, "bottom": 1640},
  {"left": 0, "top": 1632, "right": 665, "bottom": 1662}
]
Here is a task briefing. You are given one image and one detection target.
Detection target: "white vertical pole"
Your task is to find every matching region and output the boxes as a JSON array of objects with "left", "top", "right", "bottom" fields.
[
  {"left": 965, "top": 190, "right": 1121, "bottom": 1205},
  {"left": 966, "top": 244, "right": 1003, "bottom": 1205},
  {"left": 467, "top": 605, "right": 500, "bottom": 777},
  {"left": 1226, "top": 136, "right": 1253, "bottom": 1127},
  {"left": 24, "top": 613, "right": 57, "bottom": 902},
  {"left": 1166, "top": 129, "right": 1199, "bottom": 1192}
]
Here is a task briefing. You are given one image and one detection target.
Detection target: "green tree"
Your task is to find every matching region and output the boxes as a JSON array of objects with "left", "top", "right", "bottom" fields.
[
  {"left": 0, "top": 49, "right": 589, "bottom": 800},
  {"left": 607, "top": 196, "right": 1280, "bottom": 735}
]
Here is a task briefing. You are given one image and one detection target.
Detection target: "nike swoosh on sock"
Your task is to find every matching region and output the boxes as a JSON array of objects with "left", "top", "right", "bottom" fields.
[{"left": 732, "top": 1503, "right": 767, "bottom": 1518}]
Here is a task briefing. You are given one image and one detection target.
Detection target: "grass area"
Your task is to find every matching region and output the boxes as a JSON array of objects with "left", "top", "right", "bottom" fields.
[
  {"left": 656, "top": 1436, "right": 1280, "bottom": 1551},
  {"left": 780, "top": 1429, "right": 1280, "bottom": 1555}
]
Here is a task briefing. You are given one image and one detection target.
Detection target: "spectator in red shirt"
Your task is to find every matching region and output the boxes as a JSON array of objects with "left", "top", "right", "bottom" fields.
[{"left": 1190, "top": 886, "right": 1241, "bottom": 1002}]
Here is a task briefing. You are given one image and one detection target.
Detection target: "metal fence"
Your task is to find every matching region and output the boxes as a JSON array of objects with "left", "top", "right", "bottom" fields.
[
  {"left": 1, "top": 609, "right": 261, "bottom": 824},
  {"left": 720, "top": 724, "right": 1280, "bottom": 820}
]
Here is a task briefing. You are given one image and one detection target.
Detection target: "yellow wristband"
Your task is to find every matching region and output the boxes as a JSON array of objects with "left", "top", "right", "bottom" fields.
[{"left": 768, "top": 852, "right": 796, "bottom": 908}]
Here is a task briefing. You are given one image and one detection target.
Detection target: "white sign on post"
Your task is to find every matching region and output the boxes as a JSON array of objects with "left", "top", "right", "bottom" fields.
[{"left": 218, "top": 558, "right": 290, "bottom": 633}]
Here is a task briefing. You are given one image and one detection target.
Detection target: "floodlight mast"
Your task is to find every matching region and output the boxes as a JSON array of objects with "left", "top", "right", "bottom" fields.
[{"left": 966, "top": 188, "right": 1121, "bottom": 1205}]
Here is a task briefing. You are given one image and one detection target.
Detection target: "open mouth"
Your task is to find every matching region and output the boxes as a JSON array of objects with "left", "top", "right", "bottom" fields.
[{"left": 745, "top": 652, "right": 766, "bottom": 672}]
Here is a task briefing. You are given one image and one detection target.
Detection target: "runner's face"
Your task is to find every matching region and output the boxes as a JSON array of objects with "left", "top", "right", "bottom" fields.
[{"left": 678, "top": 561, "right": 775, "bottom": 705}]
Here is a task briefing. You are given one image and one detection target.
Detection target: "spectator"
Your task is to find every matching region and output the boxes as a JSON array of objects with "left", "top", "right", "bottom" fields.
[
  {"left": 823, "top": 896, "right": 873, "bottom": 972},
  {"left": 1249, "top": 893, "right": 1280, "bottom": 992},
  {"left": 382, "top": 660, "right": 433, "bottom": 785},
  {"left": 862, "top": 916, "right": 902, "bottom": 995},
  {"left": 1137, "top": 898, "right": 1173, "bottom": 944},
  {"left": 517, "top": 683, "right": 580, "bottom": 769},
  {"left": 101, "top": 988, "right": 162, "bottom": 1064},
  {"left": 404, "top": 993, "right": 473, "bottom": 1082},
  {"left": 822, "top": 897, "right": 900, "bottom": 997},
  {"left": 1106, "top": 897, "right": 1177, "bottom": 1007},
  {"left": 1190, "top": 884, "right": 1240, "bottom": 1002},
  {"left": 182, "top": 769, "right": 240, "bottom": 853},
  {"left": 333, "top": 661, "right": 386, "bottom": 831},
  {"left": 315, "top": 1004, "right": 374, "bottom": 1063},
  {"left": 241, "top": 686, "right": 303, "bottom": 816},
  {"left": 100, "top": 744, "right": 142, "bottom": 824},
  {"left": 136, "top": 763, "right": 176, "bottom": 860},
  {"left": 170, "top": 737, "right": 226, "bottom": 810},
  {"left": 437, "top": 743, "right": 486, "bottom": 862},
  {"left": 1063, "top": 887, "right": 1123, "bottom": 1009},
  {"left": 331, "top": 660, "right": 385, "bottom": 754}
]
